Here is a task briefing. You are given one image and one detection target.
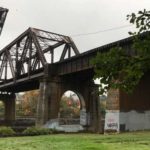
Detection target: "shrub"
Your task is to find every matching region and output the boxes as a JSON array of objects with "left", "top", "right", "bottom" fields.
[
  {"left": 23, "top": 127, "right": 53, "bottom": 136},
  {"left": 0, "top": 126, "right": 15, "bottom": 136}
]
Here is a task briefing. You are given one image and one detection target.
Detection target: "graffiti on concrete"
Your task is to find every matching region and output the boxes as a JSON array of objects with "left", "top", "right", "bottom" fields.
[{"left": 105, "top": 112, "right": 119, "bottom": 131}]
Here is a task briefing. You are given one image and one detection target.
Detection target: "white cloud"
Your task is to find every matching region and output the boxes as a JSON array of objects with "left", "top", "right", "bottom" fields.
[{"left": 1, "top": 0, "right": 150, "bottom": 52}]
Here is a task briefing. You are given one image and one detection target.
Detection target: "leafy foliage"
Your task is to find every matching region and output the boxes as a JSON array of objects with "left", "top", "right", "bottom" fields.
[
  {"left": 0, "top": 126, "right": 15, "bottom": 136},
  {"left": 91, "top": 9, "right": 150, "bottom": 94},
  {"left": 59, "top": 94, "right": 80, "bottom": 118},
  {"left": 16, "top": 90, "right": 39, "bottom": 117},
  {"left": 23, "top": 127, "right": 53, "bottom": 136},
  {"left": 0, "top": 101, "right": 4, "bottom": 118},
  {"left": 127, "top": 9, "right": 150, "bottom": 34}
]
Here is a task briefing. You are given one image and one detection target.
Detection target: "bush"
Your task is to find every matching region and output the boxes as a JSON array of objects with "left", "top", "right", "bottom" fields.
[
  {"left": 23, "top": 127, "right": 53, "bottom": 136},
  {"left": 0, "top": 126, "right": 15, "bottom": 136}
]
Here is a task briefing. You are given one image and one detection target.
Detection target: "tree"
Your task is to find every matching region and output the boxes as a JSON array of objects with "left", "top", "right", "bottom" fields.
[
  {"left": 91, "top": 9, "right": 150, "bottom": 94},
  {"left": 22, "top": 90, "right": 39, "bottom": 116},
  {"left": 59, "top": 95, "right": 80, "bottom": 118},
  {"left": 16, "top": 90, "right": 39, "bottom": 117}
]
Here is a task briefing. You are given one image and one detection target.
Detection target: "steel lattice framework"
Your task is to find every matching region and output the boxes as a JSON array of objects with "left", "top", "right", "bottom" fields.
[
  {"left": 0, "top": 28, "right": 79, "bottom": 83},
  {"left": 0, "top": 7, "right": 8, "bottom": 35}
]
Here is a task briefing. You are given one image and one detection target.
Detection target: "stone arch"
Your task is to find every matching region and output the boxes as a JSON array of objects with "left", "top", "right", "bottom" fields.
[
  {"left": 36, "top": 78, "right": 101, "bottom": 132},
  {"left": 58, "top": 90, "right": 86, "bottom": 126},
  {"left": 74, "top": 91, "right": 85, "bottom": 110}
]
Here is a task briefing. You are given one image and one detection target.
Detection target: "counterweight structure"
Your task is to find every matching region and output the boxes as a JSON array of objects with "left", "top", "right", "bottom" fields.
[{"left": 0, "top": 7, "right": 8, "bottom": 35}]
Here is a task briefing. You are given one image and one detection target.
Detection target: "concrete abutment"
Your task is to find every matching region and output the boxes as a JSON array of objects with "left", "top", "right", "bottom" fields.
[
  {"left": 36, "top": 77, "right": 102, "bottom": 133},
  {"left": 1, "top": 93, "right": 16, "bottom": 124},
  {"left": 105, "top": 73, "right": 150, "bottom": 132}
]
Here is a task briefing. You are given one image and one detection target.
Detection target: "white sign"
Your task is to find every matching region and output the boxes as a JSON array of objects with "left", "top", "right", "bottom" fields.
[
  {"left": 80, "top": 109, "right": 88, "bottom": 126},
  {"left": 105, "top": 111, "right": 119, "bottom": 131}
]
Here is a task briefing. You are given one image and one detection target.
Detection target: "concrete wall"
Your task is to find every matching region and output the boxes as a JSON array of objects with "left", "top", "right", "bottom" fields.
[
  {"left": 36, "top": 77, "right": 102, "bottom": 132},
  {"left": 105, "top": 110, "right": 150, "bottom": 132},
  {"left": 104, "top": 110, "right": 120, "bottom": 132},
  {"left": 105, "top": 73, "right": 150, "bottom": 132},
  {"left": 120, "top": 110, "right": 150, "bottom": 131}
]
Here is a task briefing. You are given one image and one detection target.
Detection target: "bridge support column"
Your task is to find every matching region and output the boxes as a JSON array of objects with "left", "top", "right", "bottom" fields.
[
  {"left": 80, "top": 80, "right": 102, "bottom": 133},
  {"left": 36, "top": 78, "right": 49, "bottom": 126},
  {"left": 104, "top": 89, "right": 120, "bottom": 132},
  {"left": 36, "top": 78, "right": 61, "bottom": 127},
  {"left": 88, "top": 83, "right": 102, "bottom": 133},
  {"left": 4, "top": 94, "right": 16, "bottom": 123}
]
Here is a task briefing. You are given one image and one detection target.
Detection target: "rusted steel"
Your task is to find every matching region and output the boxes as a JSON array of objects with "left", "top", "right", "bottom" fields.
[
  {"left": 0, "top": 55, "right": 6, "bottom": 79},
  {"left": 0, "top": 7, "right": 8, "bottom": 35},
  {"left": 0, "top": 28, "right": 80, "bottom": 91},
  {"left": 5, "top": 49, "right": 15, "bottom": 80},
  {"left": 60, "top": 44, "right": 69, "bottom": 61}
]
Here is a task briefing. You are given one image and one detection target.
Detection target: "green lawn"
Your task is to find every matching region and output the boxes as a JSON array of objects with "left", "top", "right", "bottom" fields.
[{"left": 0, "top": 132, "right": 150, "bottom": 150}]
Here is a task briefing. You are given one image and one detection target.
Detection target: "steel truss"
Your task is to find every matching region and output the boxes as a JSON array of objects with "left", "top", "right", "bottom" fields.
[
  {"left": 0, "top": 7, "right": 8, "bottom": 35},
  {"left": 0, "top": 28, "right": 79, "bottom": 82}
]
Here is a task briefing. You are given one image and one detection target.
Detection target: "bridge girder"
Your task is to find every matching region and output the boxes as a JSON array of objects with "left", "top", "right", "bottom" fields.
[
  {"left": 0, "top": 7, "right": 8, "bottom": 35},
  {"left": 0, "top": 28, "right": 79, "bottom": 85}
]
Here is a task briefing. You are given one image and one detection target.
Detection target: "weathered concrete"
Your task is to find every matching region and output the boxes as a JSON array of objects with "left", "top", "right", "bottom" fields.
[
  {"left": 36, "top": 77, "right": 102, "bottom": 132},
  {"left": 104, "top": 89, "right": 120, "bottom": 132},
  {"left": 3, "top": 94, "right": 16, "bottom": 122},
  {"left": 105, "top": 110, "right": 120, "bottom": 132},
  {"left": 36, "top": 78, "right": 61, "bottom": 126},
  {"left": 105, "top": 110, "right": 150, "bottom": 132},
  {"left": 44, "top": 119, "right": 84, "bottom": 132},
  {"left": 105, "top": 73, "right": 150, "bottom": 132},
  {"left": 120, "top": 110, "right": 150, "bottom": 131},
  {"left": 89, "top": 84, "right": 102, "bottom": 133}
]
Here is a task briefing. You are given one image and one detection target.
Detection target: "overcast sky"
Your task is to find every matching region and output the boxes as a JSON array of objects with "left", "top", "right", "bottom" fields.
[{"left": 1, "top": 0, "right": 150, "bottom": 53}]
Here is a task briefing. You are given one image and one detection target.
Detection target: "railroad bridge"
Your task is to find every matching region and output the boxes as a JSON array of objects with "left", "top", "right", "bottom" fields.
[
  {"left": 0, "top": 28, "right": 101, "bottom": 132},
  {"left": 0, "top": 27, "right": 150, "bottom": 132}
]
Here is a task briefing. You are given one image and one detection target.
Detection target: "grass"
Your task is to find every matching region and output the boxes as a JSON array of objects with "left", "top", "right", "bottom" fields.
[{"left": 0, "top": 132, "right": 150, "bottom": 150}]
